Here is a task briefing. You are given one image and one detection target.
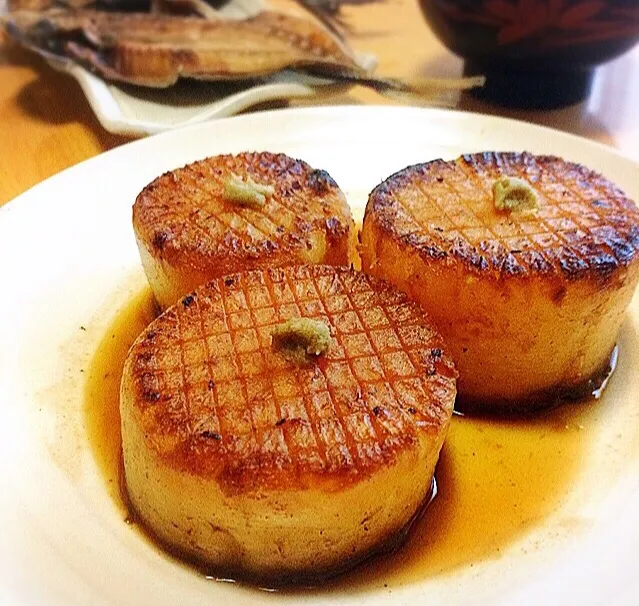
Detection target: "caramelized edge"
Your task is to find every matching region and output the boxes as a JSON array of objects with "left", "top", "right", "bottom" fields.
[{"left": 364, "top": 152, "right": 639, "bottom": 284}]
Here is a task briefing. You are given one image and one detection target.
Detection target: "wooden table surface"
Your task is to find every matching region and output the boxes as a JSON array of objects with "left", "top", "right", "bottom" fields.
[{"left": 1, "top": 0, "right": 639, "bottom": 207}]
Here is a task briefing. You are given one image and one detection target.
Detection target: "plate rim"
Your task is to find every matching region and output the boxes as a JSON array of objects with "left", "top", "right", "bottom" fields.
[
  {"left": 4, "top": 104, "right": 639, "bottom": 213},
  {"left": 2, "top": 103, "right": 639, "bottom": 606}
]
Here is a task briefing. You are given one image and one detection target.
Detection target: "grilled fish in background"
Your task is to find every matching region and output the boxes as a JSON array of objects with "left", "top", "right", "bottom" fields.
[
  {"left": 3, "top": 8, "right": 369, "bottom": 87},
  {"left": 2, "top": 1, "right": 484, "bottom": 93}
]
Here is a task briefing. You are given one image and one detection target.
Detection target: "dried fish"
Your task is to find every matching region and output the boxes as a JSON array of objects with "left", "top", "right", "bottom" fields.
[
  {"left": 3, "top": 0, "right": 402, "bottom": 43},
  {"left": 3, "top": 7, "right": 485, "bottom": 95},
  {"left": 4, "top": 9, "right": 364, "bottom": 86}
]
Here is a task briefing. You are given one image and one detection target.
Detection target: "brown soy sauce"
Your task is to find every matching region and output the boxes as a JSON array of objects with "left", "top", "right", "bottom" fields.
[{"left": 84, "top": 288, "right": 614, "bottom": 591}]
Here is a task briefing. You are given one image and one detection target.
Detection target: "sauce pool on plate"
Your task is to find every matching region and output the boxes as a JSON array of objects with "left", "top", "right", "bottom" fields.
[{"left": 83, "top": 287, "right": 611, "bottom": 589}]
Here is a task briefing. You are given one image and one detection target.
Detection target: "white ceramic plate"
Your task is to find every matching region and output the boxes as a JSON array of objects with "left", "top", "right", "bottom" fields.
[
  {"left": 48, "top": 55, "right": 377, "bottom": 137},
  {"left": 1, "top": 106, "right": 639, "bottom": 606}
]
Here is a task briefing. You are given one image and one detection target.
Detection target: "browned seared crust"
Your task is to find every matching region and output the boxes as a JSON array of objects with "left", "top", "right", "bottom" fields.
[
  {"left": 362, "top": 151, "right": 639, "bottom": 408},
  {"left": 4, "top": 9, "right": 363, "bottom": 87},
  {"left": 366, "top": 152, "right": 639, "bottom": 283},
  {"left": 133, "top": 152, "right": 356, "bottom": 306},
  {"left": 123, "top": 265, "right": 456, "bottom": 495},
  {"left": 133, "top": 152, "right": 357, "bottom": 308}
]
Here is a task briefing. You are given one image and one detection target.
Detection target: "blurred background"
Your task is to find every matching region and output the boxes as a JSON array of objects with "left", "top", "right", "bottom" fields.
[{"left": 1, "top": 0, "right": 638, "bottom": 204}]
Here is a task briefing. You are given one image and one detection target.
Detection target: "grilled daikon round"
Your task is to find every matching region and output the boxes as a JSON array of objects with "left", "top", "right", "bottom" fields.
[
  {"left": 133, "top": 152, "right": 357, "bottom": 309},
  {"left": 120, "top": 265, "right": 456, "bottom": 582},
  {"left": 361, "top": 152, "right": 639, "bottom": 411}
]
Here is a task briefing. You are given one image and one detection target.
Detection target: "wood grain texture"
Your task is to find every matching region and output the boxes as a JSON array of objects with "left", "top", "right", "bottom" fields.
[
  {"left": 0, "top": 43, "right": 131, "bottom": 204},
  {"left": 1, "top": 0, "right": 639, "bottom": 207}
]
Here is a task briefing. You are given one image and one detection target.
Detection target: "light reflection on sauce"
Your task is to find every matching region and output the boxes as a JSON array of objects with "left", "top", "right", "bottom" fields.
[
  {"left": 84, "top": 288, "right": 157, "bottom": 514},
  {"left": 84, "top": 288, "right": 609, "bottom": 590},
  {"left": 336, "top": 403, "right": 600, "bottom": 590}
]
